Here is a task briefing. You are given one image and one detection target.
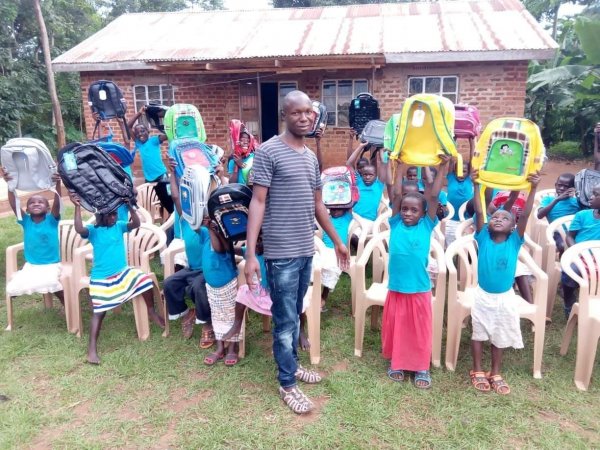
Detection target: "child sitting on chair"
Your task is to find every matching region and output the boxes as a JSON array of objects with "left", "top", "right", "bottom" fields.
[
  {"left": 1, "top": 168, "right": 65, "bottom": 307},
  {"left": 71, "top": 194, "right": 164, "bottom": 364},
  {"left": 537, "top": 173, "right": 580, "bottom": 255},
  {"left": 469, "top": 170, "right": 540, "bottom": 395}
]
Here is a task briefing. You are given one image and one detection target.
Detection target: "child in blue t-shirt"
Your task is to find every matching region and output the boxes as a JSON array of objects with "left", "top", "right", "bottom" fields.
[
  {"left": 469, "top": 169, "right": 540, "bottom": 395},
  {"left": 445, "top": 160, "right": 474, "bottom": 245},
  {"left": 346, "top": 142, "right": 387, "bottom": 241},
  {"left": 71, "top": 194, "right": 164, "bottom": 364},
  {"left": 128, "top": 106, "right": 174, "bottom": 214},
  {"left": 537, "top": 173, "right": 581, "bottom": 255},
  {"left": 202, "top": 220, "right": 239, "bottom": 367},
  {"left": 2, "top": 169, "right": 65, "bottom": 305},
  {"left": 561, "top": 185, "right": 600, "bottom": 317},
  {"left": 163, "top": 158, "right": 212, "bottom": 344},
  {"left": 382, "top": 156, "right": 449, "bottom": 389}
]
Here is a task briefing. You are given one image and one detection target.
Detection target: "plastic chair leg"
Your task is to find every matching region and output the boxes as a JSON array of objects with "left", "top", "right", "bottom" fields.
[
  {"left": 262, "top": 315, "right": 271, "bottom": 333},
  {"left": 574, "top": 325, "right": 598, "bottom": 391},
  {"left": 307, "top": 293, "right": 321, "bottom": 365},
  {"left": 5, "top": 294, "right": 13, "bottom": 331},
  {"left": 132, "top": 295, "right": 150, "bottom": 341},
  {"left": 532, "top": 316, "right": 546, "bottom": 379},
  {"left": 559, "top": 311, "right": 579, "bottom": 356},
  {"left": 445, "top": 314, "right": 462, "bottom": 371},
  {"left": 354, "top": 303, "right": 367, "bottom": 357}
]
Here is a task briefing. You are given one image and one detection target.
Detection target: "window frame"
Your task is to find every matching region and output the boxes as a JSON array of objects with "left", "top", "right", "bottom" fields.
[
  {"left": 132, "top": 84, "right": 176, "bottom": 112},
  {"left": 321, "top": 79, "right": 369, "bottom": 127},
  {"left": 407, "top": 75, "right": 459, "bottom": 103}
]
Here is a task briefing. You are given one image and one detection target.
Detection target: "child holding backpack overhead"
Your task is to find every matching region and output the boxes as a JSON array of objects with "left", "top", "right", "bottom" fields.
[
  {"left": 71, "top": 194, "right": 164, "bottom": 364},
  {"left": 383, "top": 155, "right": 449, "bottom": 389},
  {"left": 1, "top": 168, "right": 65, "bottom": 304},
  {"left": 128, "top": 106, "right": 174, "bottom": 214},
  {"left": 469, "top": 169, "right": 540, "bottom": 395}
]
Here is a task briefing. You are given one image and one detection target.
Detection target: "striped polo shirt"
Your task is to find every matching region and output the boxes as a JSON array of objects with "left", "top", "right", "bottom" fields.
[{"left": 252, "top": 135, "right": 321, "bottom": 259}]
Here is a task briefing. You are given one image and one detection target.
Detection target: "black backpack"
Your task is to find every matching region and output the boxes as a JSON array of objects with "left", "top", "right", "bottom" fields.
[
  {"left": 145, "top": 103, "right": 169, "bottom": 132},
  {"left": 349, "top": 93, "right": 380, "bottom": 136},
  {"left": 359, "top": 119, "right": 386, "bottom": 147},
  {"left": 58, "top": 142, "right": 136, "bottom": 214},
  {"left": 88, "top": 80, "right": 131, "bottom": 141},
  {"left": 207, "top": 183, "right": 253, "bottom": 242}
]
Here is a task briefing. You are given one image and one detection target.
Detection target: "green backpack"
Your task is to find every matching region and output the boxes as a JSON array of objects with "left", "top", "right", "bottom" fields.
[{"left": 164, "top": 104, "right": 206, "bottom": 142}]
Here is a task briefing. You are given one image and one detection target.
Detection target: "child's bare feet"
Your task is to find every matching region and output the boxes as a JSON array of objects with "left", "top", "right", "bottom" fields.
[
  {"left": 87, "top": 347, "right": 100, "bottom": 365},
  {"left": 148, "top": 308, "right": 165, "bottom": 329},
  {"left": 299, "top": 329, "right": 311, "bottom": 351},
  {"left": 222, "top": 320, "right": 242, "bottom": 342}
]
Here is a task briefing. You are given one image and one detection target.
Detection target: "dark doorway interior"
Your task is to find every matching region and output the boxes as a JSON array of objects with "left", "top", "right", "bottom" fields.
[{"left": 260, "top": 82, "right": 279, "bottom": 142}]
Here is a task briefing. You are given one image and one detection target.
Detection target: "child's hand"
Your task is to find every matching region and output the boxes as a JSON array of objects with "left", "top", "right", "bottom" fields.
[
  {"left": 233, "top": 154, "right": 246, "bottom": 169},
  {"left": 69, "top": 193, "right": 81, "bottom": 206},
  {"left": 140, "top": 105, "right": 147, "bottom": 114},
  {"left": 51, "top": 173, "right": 61, "bottom": 183},
  {"left": 557, "top": 187, "right": 576, "bottom": 201},
  {"left": 527, "top": 171, "right": 541, "bottom": 188},
  {"left": 314, "top": 127, "right": 323, "bottom": 142},
  {"left": 438, "top": 154, "right": 451, "bottom": 166},
  {"left": 0, "top": 166, "right": 13, "bottom": 182},
  {"left": 470, "top": 168, "right": 479, "bottom": 183},
  {"left": 347, "top": 129, "right": 357, "bottom": 140}
]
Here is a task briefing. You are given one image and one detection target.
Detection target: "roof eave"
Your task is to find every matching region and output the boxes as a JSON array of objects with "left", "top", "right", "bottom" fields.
[
  {"left": 52, "top": 61, "right": 152, "bottom": 73},
  {"left": 384, "top": 48, "right": 557, "bottom": 63}
]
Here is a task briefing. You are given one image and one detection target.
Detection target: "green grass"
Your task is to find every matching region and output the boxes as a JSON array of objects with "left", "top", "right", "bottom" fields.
[{"left": 0, "top": 211, "right": 599, "bottom": 449}]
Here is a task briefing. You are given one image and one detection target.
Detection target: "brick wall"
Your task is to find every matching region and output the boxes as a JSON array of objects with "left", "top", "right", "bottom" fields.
[{"left": 79, "top": 60, "right": 528, "bottom": 175}]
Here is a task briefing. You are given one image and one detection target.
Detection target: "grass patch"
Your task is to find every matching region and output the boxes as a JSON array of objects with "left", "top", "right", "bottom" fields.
[{"left": 0, "top": 213, "right": 599, "bottom": 449}]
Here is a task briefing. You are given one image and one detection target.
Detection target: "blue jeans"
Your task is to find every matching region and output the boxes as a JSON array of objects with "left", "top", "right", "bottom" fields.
[{"left": 265, "top": 256, "right": 313, "bottom": 388}]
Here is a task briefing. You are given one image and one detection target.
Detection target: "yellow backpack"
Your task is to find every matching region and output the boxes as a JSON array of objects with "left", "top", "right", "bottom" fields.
[
  {"left": 472, "top": 118, "right": 545, "bottom": 191},
  {"left": 385, "top": 94, "right": 462, "bottom": 176}
]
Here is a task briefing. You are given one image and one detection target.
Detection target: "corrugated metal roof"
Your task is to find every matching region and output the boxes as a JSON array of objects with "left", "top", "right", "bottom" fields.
[{"left": 52, "top": 0, "right": 558, "bottom": 72}]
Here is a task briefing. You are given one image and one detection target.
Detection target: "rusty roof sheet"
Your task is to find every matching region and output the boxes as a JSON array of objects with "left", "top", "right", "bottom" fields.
[{"left": 53, "top": 0, "right": 558, "bottom": 72}]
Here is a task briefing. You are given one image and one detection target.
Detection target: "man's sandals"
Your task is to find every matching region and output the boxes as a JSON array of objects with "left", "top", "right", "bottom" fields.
[
  {"left": 295, "top": 365, "right": 322, "bottom": 384},
  {"left": 199, "top": 329, "right": 215, "bottom": 349}
]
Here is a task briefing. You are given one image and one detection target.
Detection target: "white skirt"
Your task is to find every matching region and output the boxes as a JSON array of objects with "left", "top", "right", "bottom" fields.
[
  {"left": 471, "top": 286, "right": 523, "bottom": 349},
  {"left": 6, "top": 263, "right": 63, "bottom": 296}
]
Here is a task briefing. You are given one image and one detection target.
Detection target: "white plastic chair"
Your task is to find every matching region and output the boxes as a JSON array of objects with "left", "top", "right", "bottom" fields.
[
  {"left": 559, "top": 240, "right": 600, "bottom": 390},
  {"left": 353, "top": 231, "right": 447, "bottom": 368},
  {"left": 444, "top": 234, "right": 548, "bottom": 378}
]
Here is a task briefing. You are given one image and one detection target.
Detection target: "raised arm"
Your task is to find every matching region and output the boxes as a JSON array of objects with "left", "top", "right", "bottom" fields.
[
  {"left": 70, "top": 193, "right": 89, "bottom": 238},
  {"left": 376, "top": 148, "right": 388, "bottom": 183},
  {"left": 51, "top": 174, "right": 62, "bottom": 219},
  {"left": 391, "top": 162, "right": 406, "bottom": 216},
  {"left": 0, "top": 167, "right": 23, "bottom": 217},
  {"left": 346, "top": 128, "right": 357, "bottom": 160},
  {"left": 471, "top": 169, "right": 485, "bottom": 232},
  {"left": 516, "top": 172, "right": 540, "bottom": 237},
  {"left": 425, "top": 157, "right": 449, "bottom": 221},
  {"left": 208, "top": 221, "right": 228, "bottom": 253},
  {"left": 167, "top": 158, "right": 182, "bottom": 216},
  {"left": 126, "top": 201, "right": 140, "bottom": 231},
  {"left": 346, "top": 141, "right": 368, "bottom": 168}
]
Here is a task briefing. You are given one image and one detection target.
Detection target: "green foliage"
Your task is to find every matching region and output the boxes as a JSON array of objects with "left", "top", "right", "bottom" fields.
[
  {"left": 547, "top": 140, "right": 583, "bottom": 159},
  {"left": 526, "top": 8, "right": 600, "bottom": 155},
  {"left": 97, "top": 0, "right": 223, "bottom": 21}
]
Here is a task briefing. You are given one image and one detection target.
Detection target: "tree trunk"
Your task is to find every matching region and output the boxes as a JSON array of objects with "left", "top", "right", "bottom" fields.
[
  {"left": 551, "top": 3, "right": 560, "bottom": 41},
  {"left": 33, "top": 0, "right": 65, "bottom": 149}
]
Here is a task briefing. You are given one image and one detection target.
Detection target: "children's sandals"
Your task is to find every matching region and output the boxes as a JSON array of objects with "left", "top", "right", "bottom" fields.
[
  {"left": 203, "top": 352, "right": 223, "bottom": 366},
  {"left": 224, "top": 352, "right": 239, "bottom": 367},
  {"left": 387, "top": 368, "right": 405, "bottom": 382},
  {"left": 470, "top": 370, "right": 491, "bottom": 392},
  {"left": 413, "top": 370, "right": 432, "bottom": 389},
  {"left": 487, "top": 374, "right": 511, "bottom": 395}
]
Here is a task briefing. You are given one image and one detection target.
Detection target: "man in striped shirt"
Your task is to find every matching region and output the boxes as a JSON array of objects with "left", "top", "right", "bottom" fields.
[{"left": 245, "top": 90, "right": 349, "bottom": 414}]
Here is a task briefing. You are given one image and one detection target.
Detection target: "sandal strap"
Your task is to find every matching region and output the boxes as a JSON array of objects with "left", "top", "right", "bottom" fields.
[
  {"left": 279, "top": 386, "right": 314, "bottom": 414},
  {"left": 295, "top": 365, "right": 322, "bottom": 384},
  {"left": 414, "top": 370, "right": 432, "bottom": 388}
]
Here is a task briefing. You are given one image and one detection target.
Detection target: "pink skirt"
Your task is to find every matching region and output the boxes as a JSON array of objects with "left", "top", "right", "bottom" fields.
[{"left": 381, "top": 290, "right": 432, "bottom": 372}]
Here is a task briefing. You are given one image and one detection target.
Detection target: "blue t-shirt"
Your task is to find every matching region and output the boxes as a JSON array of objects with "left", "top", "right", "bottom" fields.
[
  {"left": 172, "top": 210, "right": 182, "bottom": 239},
  {"left": 438, "top": 190, "right": 448, "bottom": 206},
  {"left": 570, "top": 209, "right": 600, "bottom": 244},
  {"left": 476, "top": 227, "right": 524, "bottom": 293},
  {"left": 181, "top": 222, "right": 209, "bottom": 271},
  {"left": 18, "top": 214, "right": 60, "bottom": 265},
  {"left": 323, "top": 211, "right": 353, "bottom": 248},
  {"left": 135, "top": 136, "right": 167, "bottom": 182},
  {"left": 540, "top": 195, "right": 581, "bottom": 224},
  {"left": 86, "top": 221, "right": 129, "bottom": 279},
  {"left": 354, "top": 178, "right": 385, "bottom": 221},
  {"left": 447, "top": 173, "right": 474, "bottom": 220},
  {"left": 202, "top": 241, "right": 238, "bottom": 288},
  {"left": 388, "top": 214, "right": 437, "bottom": 293},
  {"left": 227, "top": 153, "right": 254, "bottom": 185}
]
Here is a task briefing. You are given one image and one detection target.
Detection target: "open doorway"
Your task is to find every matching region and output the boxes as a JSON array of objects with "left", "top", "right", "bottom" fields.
[
  {"left": 259, "top": 81, "right": 298, "bottom": 142},
  {"left": 260, "top": 82, "right": 279, "bottom": 142}
]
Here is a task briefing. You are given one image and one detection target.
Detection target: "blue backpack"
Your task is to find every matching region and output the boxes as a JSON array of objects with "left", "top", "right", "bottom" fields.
[{"left": 169, "top": 138, "right": 220, "bottom": 179}]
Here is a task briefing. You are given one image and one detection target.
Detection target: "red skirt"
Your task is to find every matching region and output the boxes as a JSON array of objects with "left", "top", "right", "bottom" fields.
[{"left": 381, "top": 290, "right": 432, "bottom": 372}]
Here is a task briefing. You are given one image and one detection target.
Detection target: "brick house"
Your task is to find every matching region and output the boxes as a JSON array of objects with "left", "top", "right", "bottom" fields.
[{"left": 53, "top": 0, "right": 556, "bottom": 173}]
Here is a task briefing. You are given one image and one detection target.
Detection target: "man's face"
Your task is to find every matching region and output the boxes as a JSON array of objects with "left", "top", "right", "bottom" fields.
[{"left": 282, "top": 95, "right": 314, "bottom": 138}]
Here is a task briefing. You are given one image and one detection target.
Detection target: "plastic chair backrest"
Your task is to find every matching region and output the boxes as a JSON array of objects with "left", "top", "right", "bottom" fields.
[
  {"left": 561, "top": 241, "right": 600, "bottom": 298},
  {"left": 445, "top": 234, "right": 479, "bottom": 289},
  {"left": 58, "top": 220, "right": 89, "bottom": 263},
  {"left": 126, "top": 223, "right": 167, "bottom": 271}
]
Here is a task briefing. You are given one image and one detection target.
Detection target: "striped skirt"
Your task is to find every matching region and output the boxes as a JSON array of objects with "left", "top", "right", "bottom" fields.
[
  {"left": 89, "top": 267, "right": 154, "bottom": 313},
  {"left": 206, "top": 277, "right": 240, "bottom": 342}
]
